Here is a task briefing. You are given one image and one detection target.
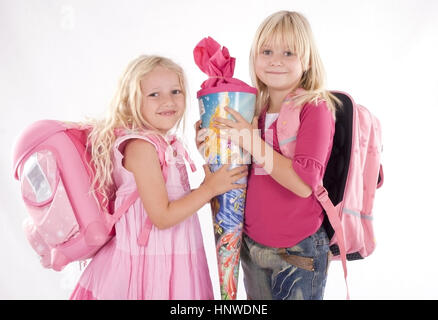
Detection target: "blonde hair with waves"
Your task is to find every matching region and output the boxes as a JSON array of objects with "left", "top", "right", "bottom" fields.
[
  {"left": 249, "top": 11, "right": 340, "bottom": 115},
  {"left": 84, "top": 55, "right": 187, "bottom": 210}
]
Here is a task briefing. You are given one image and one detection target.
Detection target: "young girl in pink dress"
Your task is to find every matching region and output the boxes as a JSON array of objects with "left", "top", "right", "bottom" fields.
[{"left": 70, "top": 55, "right": 248, "bottom": 300}]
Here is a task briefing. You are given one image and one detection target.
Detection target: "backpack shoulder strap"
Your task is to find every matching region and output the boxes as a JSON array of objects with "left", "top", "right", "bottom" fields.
[
  {"left": 109, "top": 190, "right": 140, "bottom": 224},
  {"left": 315, "top": 185, "right": 350, "bottom": 300},
  {"left": 105, "top": 188, "right": 153, "bottom": 246}
]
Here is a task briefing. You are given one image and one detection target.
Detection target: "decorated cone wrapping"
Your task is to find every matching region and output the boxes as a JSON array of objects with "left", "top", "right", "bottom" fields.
[{"left": 194, "top": 37, "right": 257, "bottom": 300}]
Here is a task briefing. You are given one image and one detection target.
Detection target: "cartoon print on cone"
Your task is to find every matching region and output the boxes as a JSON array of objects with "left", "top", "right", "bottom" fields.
[{"left": 194, "top": 37, "right": 257, "bottom": 300}]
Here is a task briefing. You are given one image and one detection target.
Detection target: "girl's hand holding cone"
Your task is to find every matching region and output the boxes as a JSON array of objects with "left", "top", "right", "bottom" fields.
[{"left": 212, "top": 106, "right": 259, "bottom": 153}]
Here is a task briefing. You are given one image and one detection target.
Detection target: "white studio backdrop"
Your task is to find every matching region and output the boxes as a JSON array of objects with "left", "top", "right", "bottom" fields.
[{"left": 1, "top": 0, "right": 437, "bottom": 300}]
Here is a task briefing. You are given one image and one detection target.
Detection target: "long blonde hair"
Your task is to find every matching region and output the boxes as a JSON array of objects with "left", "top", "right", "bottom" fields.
[
  {"left": 249, "top": 11, "right": 340, "bottom": 115},
  {"left": 85, "top": 55, "right": 187, "bottom": 209}
]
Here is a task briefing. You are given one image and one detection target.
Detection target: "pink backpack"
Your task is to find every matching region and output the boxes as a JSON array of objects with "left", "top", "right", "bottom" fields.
[
  {"left": 315, "top": 91, "right": 383, "bottom": 296},
  {"left": 275, "top": 91, "right": 383, "bottom": 298},
  {"left": 12, "top": 120, "right": 153, "bottom": 271}
]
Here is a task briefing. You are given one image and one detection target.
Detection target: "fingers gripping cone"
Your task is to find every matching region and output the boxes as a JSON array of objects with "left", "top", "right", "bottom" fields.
[{"left": 194, "top": 37, "right": 257, "bottom": 300}]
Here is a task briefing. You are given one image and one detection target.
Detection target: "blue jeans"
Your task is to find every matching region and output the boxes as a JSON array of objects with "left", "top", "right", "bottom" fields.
[{"left": 241, "top": 226, "right": 330, "bottom": 300}]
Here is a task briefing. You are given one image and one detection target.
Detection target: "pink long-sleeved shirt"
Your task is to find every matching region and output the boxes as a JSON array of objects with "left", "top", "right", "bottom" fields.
[{"left": 243, "top": 101, "right": 335, "bottom": 248}]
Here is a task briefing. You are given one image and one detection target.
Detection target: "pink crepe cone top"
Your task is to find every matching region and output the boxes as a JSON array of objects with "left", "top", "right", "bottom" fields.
[{"left": 194, "top": 36, "right": 257, "bottom": 98}]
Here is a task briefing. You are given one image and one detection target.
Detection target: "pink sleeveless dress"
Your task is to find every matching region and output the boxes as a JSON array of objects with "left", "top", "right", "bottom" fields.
[{"left": 70, "top": 132, "right": 214, "bottom": 300}]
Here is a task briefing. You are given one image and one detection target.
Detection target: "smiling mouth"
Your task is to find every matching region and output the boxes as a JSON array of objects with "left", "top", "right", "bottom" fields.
[
  {"left": 266, "top": 71, "right": 288, "bottom": 74},
  {"left": 158, "top": 111, "right": 177, "bottom": 116}
]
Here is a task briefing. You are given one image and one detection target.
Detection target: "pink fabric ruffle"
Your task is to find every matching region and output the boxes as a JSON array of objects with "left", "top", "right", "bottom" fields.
[{"left": 292, "top": 157, "right": 325, "bottom": 192}]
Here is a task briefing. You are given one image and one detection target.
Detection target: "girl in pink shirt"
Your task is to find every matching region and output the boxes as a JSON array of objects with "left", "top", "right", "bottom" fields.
[{"left": 197, "top": 11, "right": 340, "bottom": 300}]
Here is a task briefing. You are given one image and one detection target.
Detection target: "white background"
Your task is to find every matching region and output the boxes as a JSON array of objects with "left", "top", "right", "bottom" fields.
[{"left": 1, "top": 0, "right": 437, "bottom": 300}]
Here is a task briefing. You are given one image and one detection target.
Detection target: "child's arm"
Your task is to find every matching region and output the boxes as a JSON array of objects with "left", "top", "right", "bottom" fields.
[
  {"left": 196, "top": 118, "right": 310, "bottom": 197},
  {"left": 213, "top": 106, "right": 332, "bottom": 198},
  {"left": 123, "top": 139, "right": 248, "bottom": 229},
  {"left": 251, "top": 136, "right": 312, "bottom": 197}
]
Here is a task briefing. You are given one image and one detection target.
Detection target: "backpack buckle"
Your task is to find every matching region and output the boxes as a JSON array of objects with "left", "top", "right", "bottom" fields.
[{"left": 315, "top": 186, "right": 329, "bottom": 203}]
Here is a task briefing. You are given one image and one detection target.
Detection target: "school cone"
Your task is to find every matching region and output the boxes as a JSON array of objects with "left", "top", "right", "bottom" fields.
[{"left": 199, "top": 91, "right": 255, "bottom": 300}]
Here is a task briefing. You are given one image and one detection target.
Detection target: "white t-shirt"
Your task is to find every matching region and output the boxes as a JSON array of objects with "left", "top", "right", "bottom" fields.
[{"left": 265, "top": 113, "right": 279, "bottom": 131}]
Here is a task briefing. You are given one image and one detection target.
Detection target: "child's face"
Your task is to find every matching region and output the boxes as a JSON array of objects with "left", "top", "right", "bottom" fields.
[
  {"left": 255, "top": 41, "right": 303, "bottom": 94},
  {"left": 140, "top": 66, "right": 185, "bottom": 134}
]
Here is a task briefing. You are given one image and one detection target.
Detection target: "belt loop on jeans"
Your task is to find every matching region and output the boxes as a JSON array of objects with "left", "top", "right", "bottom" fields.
[{"left": 278, "top": 248, "right": 315, "bottom": 272}]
